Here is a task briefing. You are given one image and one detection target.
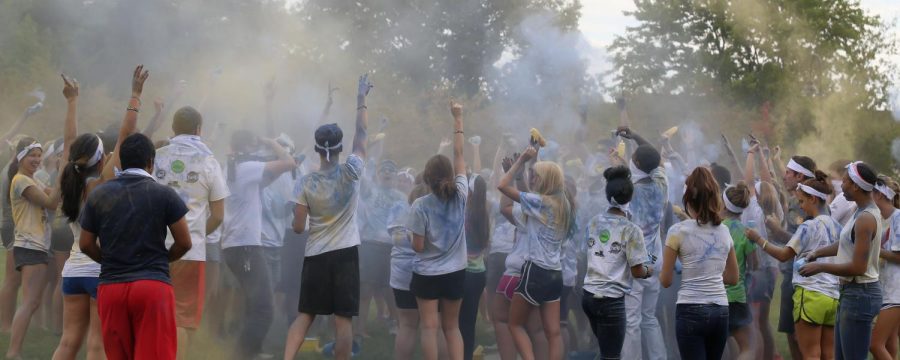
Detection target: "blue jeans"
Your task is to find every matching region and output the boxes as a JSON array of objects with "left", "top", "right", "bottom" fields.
[
  {"left": 582, "top": 291, "right": 626, "bottom": 359},
  {"left": 675, "top": 304, "right": 729, "bottom": 360},
  {"left": 835, "top": 282, "right": 881, "bottom": 360}
]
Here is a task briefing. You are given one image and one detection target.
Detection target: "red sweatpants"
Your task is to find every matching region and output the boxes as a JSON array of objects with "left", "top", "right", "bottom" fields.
[{"left": 98, "top": 280, "right": 177, "bottom": 360}]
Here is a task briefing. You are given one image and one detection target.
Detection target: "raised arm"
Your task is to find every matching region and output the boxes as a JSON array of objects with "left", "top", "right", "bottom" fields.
[
  {"left": 352, "top": 74, "right": 372, "bottom": 159},
  {"left": 261, "top": 138, "right": 296, "bottom": 186},
  {"left": 61, "top": 74, "right": 79, "bottom": 165},
  {"left": 744, "top": 142, "right": 759, "bottom": 198},
  {"left": 141, "top": 99, "right": 166, "bottom": 140},
  {"left": 319, "top": 81, "right": 338, "bottom": 124},
  {"left": 102, "top": 65, "right": 148, "bottom": 179},
  {"left": 469, "top": 136, "right": 482, "bottom": 171},
  {"left": 721, "top": 134, "right": 744, "bottom": 178},
  {"left": 759, "top": 145, "right": 774, "bottom": 184},
  {"left": 616, "top": 126, "right": 650, "bottom": 147},
  {"left": 498, "top": 147, "right": 536, "bottom": 203},
  {"left": 802, "top": 213, "right": 876, "bottom": 277},
  {"left": 450, "top": 101, "right": 466, "bottom": 177}
]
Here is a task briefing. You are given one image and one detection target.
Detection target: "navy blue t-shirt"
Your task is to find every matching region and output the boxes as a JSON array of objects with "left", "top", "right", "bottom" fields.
[{"left": 79, "top": 174, "right": 189, "bottom": 285}]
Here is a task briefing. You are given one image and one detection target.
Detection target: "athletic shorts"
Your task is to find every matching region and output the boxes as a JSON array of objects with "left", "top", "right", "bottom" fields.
[
  {"left": 13, "top": 246, "right": 49, "bottom": 270},
  {"left": 1, "top": 226, "right": 13, "bottom": 250},
  {"left": 792, "top": 287, "right": 838, "bottom": 326},
  {"left": 778, "top": 271, "right": 795, "bottom": 333},
  {"left": 62, "top": 277, "right": 99, "bottom": 298},
  {"left": 170, "top": 260, "right": 206, "bottom": 329},
  {"left": 486, "top": 253, "right": 508, "bottom": 295},
  {"left": 515, "top": 261, "right": 562, "bottom": 306},
  {"left": 359, "top": 241, "right": 392, "bottom": 287},
  {"left": 728, "top": 302, "right": 752, "bottom": 331},
  {"left": 298, "top": 246, "right": 360, "bottom": 317},
  {"left": 496, "top": 275, "right": 520, "bottom": 301},
  {"left": 410, "top": 269, "right": 466, "bottom": 300},
  {"left": 206, "top": 243, "right": 222, "bottom": 263},
  {"left": 882, "top": 303, "right": 900, "bottom": 311},
  {"left": 98, "top": 280, "right": 176, "bottom": 360},
  {"left": 50, "top": 220, "right": 74, "bottom": 253},
  {"left": 749, "top": 267, "right": 776, "bottom": 302},
  {"left": 392, "top": 288, "right": 418, "bottom": 310}
]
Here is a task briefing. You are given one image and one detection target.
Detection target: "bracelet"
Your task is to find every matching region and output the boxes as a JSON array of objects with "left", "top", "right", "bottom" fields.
[
  {"left": 454, "top": 130, "right": 464, "bottom": 134},
  {"left": 127, "top": 106, "right": 139, "bottom": 113},
  {"left": 761, "top": 240, "right": 768, "bottom": 250},
  {"left": 357, "top": 105, "right": 367, "bottom": 110}
]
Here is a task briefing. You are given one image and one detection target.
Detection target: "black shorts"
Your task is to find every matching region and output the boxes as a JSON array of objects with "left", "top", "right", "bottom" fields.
[
  {"left": 360, "top": 241, "right": 392, "bottom": 287},
  {"left": 1, "top": 226, "right": 13, "bottom": 250},
  {"left": 515, "top": 261, "right": 562, "bottom": 306},
  {"left": 392, "top": 288, "right": 418, "bottom": 310},
  {"left": 13, "top": 247, "right": 49, "bottom": 270},
  {"left": 486, "top": 253, "right": 508, "bottom": 295},
  {"left": 749, "top": 267, "right": 776, "bottom": 302},
  {"left": 728, "top": 302, "right": 752, "bottom": 331},
  {"left": 298, "top": 246, "right": 360, "bottom": 317},
  {"left": 410, "top": 269, "right": 466, "bottom": 300},
  {"left": 50, "top": 220, "right": 74, "bottom": 253}
]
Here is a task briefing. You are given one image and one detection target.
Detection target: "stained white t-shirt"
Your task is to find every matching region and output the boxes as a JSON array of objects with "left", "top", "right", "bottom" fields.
[
  {"left": 293, "top": 154, "right": 365, "bottom": 257},
  {"left": 665, "top": 220, "right": 734, "bottom": 306},
  {"left": 61, "top": 221, "right": 100, "bottom": 278},
  {"left": 221, "top": 161, "right": 266, "bottom": 249},
  {"left": 155, "top": 139, "right": 230, "bottom": 259},
  {"left": 786, "top": 215, "right": 841, "bottom": 299},
  {"left": 261, "top": 172, "right": 295, "bottom": 248},
  {"left": 406, "top": 175, "right": 468, "bottom": 276},
  {"left": 511, "top": 192, "right": 569, "bottom": 271},
  {"left": 880, "top": 209, "right": 900, "bottom": 304},
  {"left": 583, "top": 212, "right": 648, "bottom": 298},
  {"left": 388, "top": 201, "right": 414, "bottom": 290}
]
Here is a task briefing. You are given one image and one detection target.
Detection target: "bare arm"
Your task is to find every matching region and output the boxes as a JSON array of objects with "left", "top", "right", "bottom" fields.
[
  {"left": 744, "top": 143, "right": 760, "bottom": 198},
  {"left": 292, "top": 204, "right": 308, "bottom": 234},
  {"left": 352, "top": 74, "right": 372, "bottom": 159},
  {"left": 470, "top": 139, "right": 482, "bottom": 172},
  {"left": 141, "top": 100, "right": 166, "bottom": 140},
  {"left": 721, "top": 134, "right": 744, "bottom": 179},
  {"left": 881, "top": 250, "right": 900, "bottom": 264},
  {"left": 167, "top": 217, "right": 192, "bottom": 262},
  {"left": 319, "top": 82, "right": 338, "bottom": 124},
  {"left": 746, "top": 228, "right": 796, "bottom": 262},
  {"left": 759, "top": 146, "right": 774, "bottom": 184},
  {"left": 205, "top": 199, "right": 224, "bottom": 235},
  {"left": 723, "top": 248, "right": 739, "bottom": 285},
  {"left": 22, "top": 186, "right": 60, "bottom": 210},
  {"left": 498, "top": 148, "right": 537, "bottom": 203},
  {"left": 79, "top": 230, "right": 101, "bottom": 263},
  {"left": 450, "top": 101, "right": 466, "bottom": 177},
  {"left": 660, "top": 246, "right": 677, "bottom": 288},
  {"left": 102, "top": 65, "right": 149, "bottom": 180},
  {"left": 261, "top": 139, "right": 296, "bottom": 186},
  {"left": 61, "top": 75, "right": 79, "bottom": 167},
  {"left": 804, "top": 214, "right": 876, "bottom": 277},
  {"left": 412, "top": 233, "right": 426, "bottom": 253}
]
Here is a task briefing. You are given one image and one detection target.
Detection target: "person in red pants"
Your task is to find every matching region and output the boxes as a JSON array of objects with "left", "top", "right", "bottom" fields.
[{"left": 79, "top": 118, "right": 192, "bottom": 360}]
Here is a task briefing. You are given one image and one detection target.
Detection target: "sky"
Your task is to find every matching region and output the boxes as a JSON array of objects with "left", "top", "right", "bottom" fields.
[{"left": 578, "top": 0, "right": 900, "bottom": 75}]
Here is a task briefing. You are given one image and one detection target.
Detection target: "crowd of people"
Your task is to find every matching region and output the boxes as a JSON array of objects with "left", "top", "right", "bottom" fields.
[{"left": 0, "top": 65, "right": 898, "bottom": 360}]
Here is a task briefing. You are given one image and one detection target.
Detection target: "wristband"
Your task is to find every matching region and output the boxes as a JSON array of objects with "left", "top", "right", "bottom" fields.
[
  {"left": 762, "top": 240, "right": 768, "bottom": 250},
  {"left": 127, "top": 106, "right": 139, "bottom": 113},
  {"left": 357, "top": 105, "right": 367, "bottom": 110},
  {"left": 454, "top": 130, "right": 464, "bottom": 134}
]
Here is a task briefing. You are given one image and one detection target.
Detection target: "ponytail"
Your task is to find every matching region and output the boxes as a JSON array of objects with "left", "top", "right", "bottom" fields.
[{"left": 59, "top": 161, "right": 88, "bottom": 221}]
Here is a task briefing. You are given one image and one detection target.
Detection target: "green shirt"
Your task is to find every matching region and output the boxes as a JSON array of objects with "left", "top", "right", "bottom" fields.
[{"left": 724, "top": 218, "right": 755, "bottom": 303}]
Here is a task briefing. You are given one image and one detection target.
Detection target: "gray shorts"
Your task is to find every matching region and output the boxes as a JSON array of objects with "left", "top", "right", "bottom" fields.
[
  {"left": 206, "top": 242, "right": 222, "bottom": 263},
  {"left": 13, "top": 247, "right": 49, "bottom": 271}
]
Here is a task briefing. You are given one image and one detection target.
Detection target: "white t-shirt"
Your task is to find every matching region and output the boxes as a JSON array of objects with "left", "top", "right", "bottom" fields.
[
  {"left": 61, "top": 221, "right": 100, "bottom": 277},
  {"left": 880, "top": 209, "right": 900, "bottom": 304},
  {"left": 221, "top": 161, "right": 266, "bottom": 249},
  {"left": 406, "top": 175, "right": 468, "bottom": 276},
  {"left": 489, "top": 201, "right": 516, "bottom": 254},
  {"left": 511, "top": 192, "right": 569, "bottom": 271},
  {"left": 830, "top": 192, "right": 857, "bottom": 227},
  {"left": 665, "top": 220, "right": 734, "bottom": 306},
  {"left": 388, "top": 201, "right": 414, "bottom": 290},
  {"left": 583, "top": 212, "right": 648, "bottom": 298},
  {"left": 293, "top": 154, "right": 364, "bottom": 257},
  {"left": 786, "top": 215, "right": 841, "bottom": 299},
  {"left": 261, "top": 172, "right": 295, "bottom": 248},
  {"left": 155, "top": 139, "right": 230, "bottom": 260},
  {"left": 836, "top": 204, "right": 883, "bottom": 283},
  {"left": 504, "top": 212, "right": 529, "bottom": 276}
]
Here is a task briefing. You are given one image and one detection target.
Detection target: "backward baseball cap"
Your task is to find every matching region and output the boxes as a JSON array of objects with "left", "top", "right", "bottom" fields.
[{"left": 314, "top": 123, "right": 343, "bottom": 159}]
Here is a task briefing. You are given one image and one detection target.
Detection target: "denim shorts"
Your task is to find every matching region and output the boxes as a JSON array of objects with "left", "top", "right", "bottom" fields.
[{"left": 62, "top": 277, "right": 99, "bottom": 298}]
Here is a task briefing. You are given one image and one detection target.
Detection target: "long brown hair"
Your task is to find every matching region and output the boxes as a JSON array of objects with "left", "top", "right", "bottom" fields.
[
  {"left": 465, "top": 175, "right": 490, "bottom": 252},
  {"left": 683, "top": 167, "right": 723, "bottom": 226},
  {"left": 423, "top": 154, "right": 457, "bottom": 201}
]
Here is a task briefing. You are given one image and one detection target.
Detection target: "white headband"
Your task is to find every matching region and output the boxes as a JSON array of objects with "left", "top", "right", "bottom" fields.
[
  {"left": 16, "top": 142, "right": 42, "bottom": 162},
  {"left": 787, "top": 159, "right": 814, "bottom": 178},
  {"left": 754, "top": 180, "right": 762, "bottom": 195},
  {"left": 797, "top": 183, "right": 828, "bottom": 201},
  {"left": 722, "top": 188, "right": 745, "bottom": 214},
  {"left": 875, "top": 182, "right": 896, "bottom": 200},
  {"left": 315, "top": 141, "right": 342, "bottom": 162},
  {"left": 85, "top": 136, "right": 105, "bottom": 168},
  {"left": 846, "top": 161, "right": 874, "bottom": 192}
]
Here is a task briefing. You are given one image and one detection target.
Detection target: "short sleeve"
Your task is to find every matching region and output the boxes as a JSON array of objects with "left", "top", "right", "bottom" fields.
[
  {"left": 518, "top": 192, "right": 544, "bottom": 219},
  {"left": 12, "top": 175, "right": 37, "bottom": 197},
  {"left": 79, "top": 197, "right": 99, "bottom": 234},
  {"left": 207, "top": 158, "right": 230, "bottom": 202},
  {"left": 165, "top": 188, "right": 190, "bottom": 226},
  {"left": 890, "top": 215, "right": 900, "bottom": 252},
  {"left": 345, "top": 154, "right": 365, "bottom": 180},
  {"left": 664, "top": 224, "right": 682, "bottom": 251},
  {"left": 292, "top": 177, "right": 308, "bottom": 207},
  {"left": 406, "top": 200, "right": 427, "bottom": 236},
  {"left": 455, "top": 175, "right": 469, "bottom": 201},
  {"left": 626, "top": 225, "right": 649, "bottom": 266},
  {"left": 786, "top": 223, "right": 808, "bottom": 254}
]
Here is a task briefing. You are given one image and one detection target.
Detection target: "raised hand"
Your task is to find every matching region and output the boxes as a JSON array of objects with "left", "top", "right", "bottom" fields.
[
  {"left": 132, "top": 65, "right": 150, "bottom": 97},
  {"left": 747, "top": 142, "right": 760, "bottom": 154},
  {"left": 62, "top": 74, "right": 79, "bottom": 102},
  {"left": 772, "top": 145, "right": 782, "bottom": 159},
  {"left": 439, "top": 137, "right": 452, "bottom": 148},
  {"left": 450, "top": 100, "right": 463, "bottom": 118},
  {"left": 502, "top": 153, "right": 520, "bottom": 173},
  {"left": 616, "top": 126, "right": 633, "bottom": 139},
  {"left": 468, "top": 136, "right": 481, "bottom": 146},
  {"left": 519, "top": 146, "right": 538, "bottom": 162},
  {"left": 154, "top": 99, "right": 164, "bottom": 114},
  {"left": 358, "top": 73, "right": 373, "bottom": 99}
]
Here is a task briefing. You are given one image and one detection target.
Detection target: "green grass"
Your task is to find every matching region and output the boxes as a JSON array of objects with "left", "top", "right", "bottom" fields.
[{"left": 0, "top": 251, "right": 801, "bottom": 359}]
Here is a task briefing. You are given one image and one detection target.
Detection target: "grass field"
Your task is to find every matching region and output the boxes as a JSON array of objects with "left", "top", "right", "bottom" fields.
[{"left": 0, "top": 253, "right": 795, "bottom": 359}]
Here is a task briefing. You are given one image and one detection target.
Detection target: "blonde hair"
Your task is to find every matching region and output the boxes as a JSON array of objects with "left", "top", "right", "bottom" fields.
[
  {"left": 876, "top": 175, "right": 900, "bottom": 208},
  {"left": 530, "top": 161, "right": 573, "bottom": 238}
]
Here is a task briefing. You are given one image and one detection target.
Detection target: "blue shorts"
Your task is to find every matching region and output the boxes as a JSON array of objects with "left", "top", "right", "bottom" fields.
[{"left": 62, "top": 277, "right": 99, "bottom": 299}]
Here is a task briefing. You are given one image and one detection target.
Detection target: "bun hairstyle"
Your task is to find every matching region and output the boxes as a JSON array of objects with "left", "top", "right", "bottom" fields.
[
  {"left": 797, "top": 170, "right": 833, "bottom": 205},
  {"left": 876, "top": 175, "right": 900, "bottom": 208},
  {"left": 6, "top": 136, "right": 37, "bottom": 205},
  {"left": 603, "top": 166, "right": 634, "bottom": 206},
  {"left": 724, "top": 181, "right": 751, "bottom": 209},
  {"left": 423, "top": 154, "right": 457, "bottom": 201},
  {"left": 60, "top": 134, "right": 104, "bottom": 222},
  {"left": 683, "top": 167, "right": 723, "bottom": 226}
]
